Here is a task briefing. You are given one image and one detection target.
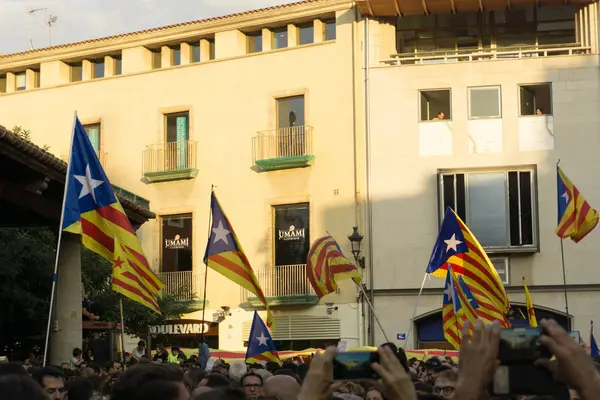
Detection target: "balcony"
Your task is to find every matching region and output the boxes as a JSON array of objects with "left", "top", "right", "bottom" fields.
[
  {"left": 241, "top": 264, "right": 318, "bottom": 307},
  {"left": 158, "top": 270, "right": 207, "bottom": 312},
  {"left": 142, "top": 140, "right": 198, "bottom": 183},
  {"left": 253, "top": 126, "right": 314, "bottom": 171}
]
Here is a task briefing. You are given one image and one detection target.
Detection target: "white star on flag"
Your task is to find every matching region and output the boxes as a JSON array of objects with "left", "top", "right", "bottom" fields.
[
  {"left": 561, "top": 191, "right": 570, "bottom": 203},
  {"left": 256, "top": 332, "right": 269, "bottom": 346},
  {"left": 212, "top": 220, "right": 231, "bottom": 245},
  {"left": 74, "top": 164, "right": 104, "bottom": 203},
  {"left": 444, "top": 233, "right": 462, "bottom": 252},
  {"left": 444, "top": 285, "right": 455, "bottom": 303}
]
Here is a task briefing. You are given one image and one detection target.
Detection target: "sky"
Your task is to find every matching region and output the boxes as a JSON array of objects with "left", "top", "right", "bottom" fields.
[{"left": 0, "top": 0, "right": 300, "bottom": 54}]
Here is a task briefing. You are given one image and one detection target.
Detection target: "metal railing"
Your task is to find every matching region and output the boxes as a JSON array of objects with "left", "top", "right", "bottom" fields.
[
  {"left": 382, "top": 44, "right": 592, "bottom": 65},
  {"left": 253, "top": 126, "right": 313, "bottom": 163},
  {"left": 241, "top": 264, "right": 315, "bottom": 301},
  {"left": 142, "top": 140, "right": 197, "bottom": 174},
  {"left": 158, "top": 270, "right": 203, "bottom": 301}
]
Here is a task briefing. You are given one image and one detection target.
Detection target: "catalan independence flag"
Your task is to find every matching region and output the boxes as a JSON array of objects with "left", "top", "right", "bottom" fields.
[
  {"left": 63, "top": 116, "right": 163, "bottom": 313},
  {"left": 556, "top": 166, "right": 598, "bottom": 243},
  {"left": 443, "top": 265, "right": 479, "bottom": 349},
  {"left": 203, "top": 192, "right": 273, "bottom": 327},
  {"left": 245, "top": 311, "right": 281, "bottom": 365},
  {"left": 426, "top": 207, "right": 510, "bottom": 328},
  {"left": 306, "top": 236, "right": 361, "bottom": 298},
  {"left": 523, "top": 277, "right": 538, "bottom": 328}
]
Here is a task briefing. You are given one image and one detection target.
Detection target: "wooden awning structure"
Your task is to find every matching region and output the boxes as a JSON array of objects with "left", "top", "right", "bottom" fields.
[
  {"left": 0, "top": 125, "right": 155, "bottom": 228},
  {"left": 356, "top": 0, "right": 593, "bottom": 16}
]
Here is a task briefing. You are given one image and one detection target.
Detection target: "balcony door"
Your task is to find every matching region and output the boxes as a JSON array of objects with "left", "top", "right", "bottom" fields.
[
  {"left": 83, "top": 123, "right": 101, "bottom": 154},
  {"left": 165, "top": 112, "right": 189, "bottom": 171},
  {"left": 273, "top": 203, "right": 310, "bottom": 296},
  {"left": 276, "top": 96, "right": 305, "bottom": 158}
]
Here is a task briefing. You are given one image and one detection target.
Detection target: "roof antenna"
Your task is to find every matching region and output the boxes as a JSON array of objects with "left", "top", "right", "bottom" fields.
[
  {"left": 47, "top": 15, "right": 58, "bottom": 47},
  {"left": 27, "top": 8, "right": 47, "bottom": 50}
]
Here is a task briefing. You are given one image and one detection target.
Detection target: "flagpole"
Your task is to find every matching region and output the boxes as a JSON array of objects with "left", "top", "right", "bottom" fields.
[
  {"left": 42, "top": 112, "right": 78, "bottom": 366},
  {"left": 356, "top": 282, "right": 389, "bottom": 343},
  {"left": 119, "top": 298, "right": 126, "bottom": 363},
  {"left": 404, "top": 273, "right": 428, "bottom": 349},
  {"left": 557, "top": 159, "right": 571, "bottom": 331},
  {"left": 200, "top": 185, "right": 214, "bottom": 338}
]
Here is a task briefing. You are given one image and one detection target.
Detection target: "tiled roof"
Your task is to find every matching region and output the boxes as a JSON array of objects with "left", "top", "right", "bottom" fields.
[
  {"left": 0, "top": 0, "right": 325, "bottom": 59},
  {"left": 0, "top": 124, "right": 155, "bottom": 219}
]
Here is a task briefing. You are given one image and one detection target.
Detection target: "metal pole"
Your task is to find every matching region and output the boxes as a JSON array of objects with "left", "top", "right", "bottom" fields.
[
  {"left": 119, "top": 298, "right": 126, "bottom": 363},
  {"left": 42, "top": 112, "right": 77, "bottom": 366},
  {"left": 199, "top": 185, "right": 214, "bottom": 363},
  {"left": 560, "top": 239, "right": 570, "bottom": 331},
  {"left": 404, "top": 274, "right": 428, "bottom": 349},
  {"left": 356, "top": 283, "right": 389, "bottom": 343}
]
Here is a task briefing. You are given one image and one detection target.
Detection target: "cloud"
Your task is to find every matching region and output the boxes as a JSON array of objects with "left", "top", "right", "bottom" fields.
[{"left": 0, "top": 0, "right": 300, "bottom": 54}]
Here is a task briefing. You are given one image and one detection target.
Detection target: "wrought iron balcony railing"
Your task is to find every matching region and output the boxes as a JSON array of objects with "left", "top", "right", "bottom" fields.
[
  {"left": 142, "top": 140, "right": 198, "bottom": 182},
  {"left": 158, "top": 270, "right": 203, "bottom": 302},
  {"left": 252, "top": 126, "right": 314, "bottom": 171}
]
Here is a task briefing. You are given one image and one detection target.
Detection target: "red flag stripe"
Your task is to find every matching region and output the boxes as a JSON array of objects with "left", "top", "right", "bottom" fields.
[
  {"left": 209, "top": 253, "right": 267, "bottom": 303},
  {"left": 113, "top": 278, "right": 159, "bottom": 311},
  {"left": 96, "top": 204, "right": 135, "bottom": 234}
]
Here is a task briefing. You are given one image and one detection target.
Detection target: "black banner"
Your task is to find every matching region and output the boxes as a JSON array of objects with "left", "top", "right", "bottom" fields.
[{"left": 274, "top": 203, "right": 310, "bottom": 266}]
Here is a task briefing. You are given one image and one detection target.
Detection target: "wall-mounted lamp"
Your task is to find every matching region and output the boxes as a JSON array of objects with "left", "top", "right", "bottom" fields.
[{"left": 348, "top": 226, "right": 366, "bottom": 268}]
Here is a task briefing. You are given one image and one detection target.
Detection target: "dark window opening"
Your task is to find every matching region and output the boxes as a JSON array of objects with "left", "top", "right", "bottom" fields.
[
  {"left": 419, "top": 89, "right": 451, "bottom": 121},
  {"left": 519, "top": 83, "right": 552, "bottom": 116},
  {"left": 161, "top": 213, "right": 193, "bottom": 273}
]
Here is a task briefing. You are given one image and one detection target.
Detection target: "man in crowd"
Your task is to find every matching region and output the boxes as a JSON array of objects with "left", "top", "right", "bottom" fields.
[{"left": 33, "top": 366, "right": 67, "bottom": 400}]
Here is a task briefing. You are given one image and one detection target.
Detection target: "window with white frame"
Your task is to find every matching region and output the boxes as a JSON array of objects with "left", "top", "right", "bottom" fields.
[
  {"left": 468, "top": 86, "right": 502, "bottom": 118},
  {"left": 438, "top": 166, "right": 538, "bottom": 252},
  {"left": 490, "top": 256, "right": 510, "bottom": 285}
]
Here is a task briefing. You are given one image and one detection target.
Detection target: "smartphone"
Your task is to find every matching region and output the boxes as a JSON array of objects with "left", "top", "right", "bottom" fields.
[
  {"left": 332, "top": 351, "right": 380, "bottom": 380},
  {"left": 498, "top": 327, "right": 551, "bottom": 364}
]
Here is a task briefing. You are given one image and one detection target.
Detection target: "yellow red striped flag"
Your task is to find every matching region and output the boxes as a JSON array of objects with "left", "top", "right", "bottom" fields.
[
  {"left": 523, "top": 277, "right": 538, "bottom": 328},
  {"left": 556, "top": 166, "right": 598, "bottom": 243}
]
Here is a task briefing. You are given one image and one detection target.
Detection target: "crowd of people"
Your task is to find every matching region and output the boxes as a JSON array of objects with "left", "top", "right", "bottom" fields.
[{"left": 1, "top": 319, "right": 600, "bottom": 400}]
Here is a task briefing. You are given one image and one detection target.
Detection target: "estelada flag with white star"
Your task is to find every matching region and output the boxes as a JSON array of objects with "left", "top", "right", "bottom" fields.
[
  {"left": 556, "top": 165, "right": 598, "bottom": 243},
  {"left": 62, "top": 116, "right": 163, "bottom": 313},
  {"left": 443, "top": 264, "right": 479, "bottom": 349},
  {"left": 245, "top": 311, "right": 281, "bottom": 365},
  {"left": 426, "top": 207, "right": 510, "bottom": 327},
  {"left": 203, "top": 192, "right": 273, "bottom": 327}
]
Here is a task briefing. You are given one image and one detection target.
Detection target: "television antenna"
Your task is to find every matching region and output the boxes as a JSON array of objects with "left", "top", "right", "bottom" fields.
[
  {"left": 27, "top": 8, "right": 47, "bottom": 50},
  {"left": 47, "top": 15, "right": 59, "bottom": 47}
]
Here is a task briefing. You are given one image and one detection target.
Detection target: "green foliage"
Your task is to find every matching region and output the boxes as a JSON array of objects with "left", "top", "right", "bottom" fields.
[
  {"left": 0, "top": 227, "right": 192, "bottom": 356},
  {"left": 12, "top": 125, "right": 51, "bottom": 151}
]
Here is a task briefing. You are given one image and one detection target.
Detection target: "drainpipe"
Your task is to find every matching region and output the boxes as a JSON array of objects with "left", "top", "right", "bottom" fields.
[
  {"left": 363, "top": 15, "right": 376, "bottom": 346},
  {"left": 351, "top": 4, "right": 365, "bottom": 348}
]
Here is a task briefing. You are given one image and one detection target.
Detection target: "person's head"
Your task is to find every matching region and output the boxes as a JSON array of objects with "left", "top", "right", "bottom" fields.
[
  {"left": 241, "top": 372, "right": 263, "bottom": 398},
  {"left": 193, "top": 387, "right": 245, "bottom": 400},
  {"left": 34, "top": 366, "right": 66, "bottom": 400},
  {"left": 273, "top": 368, "right": 297, "bottom": 382},
  {"left": 0, "top": 361, "right": 28, "bottom": 376},
  {"left": 254, "top": 368, "right": 273, "bottom": 383},
  {"left": 263, "top": 375, "right": 300, "bottom": 400},
  {"left": 536, "top": 108, "right": 544, "bottom": 115},
  {"left": 66, "top": 378, "right": 94, "bottom": 400},
  {"left": 79, "top": 367, "right": 96, "bottom": 378},
  {"left": 106, "top": 361, "right": 122, "bottom": 376},
  {"left": 60, "top": 363, "right": 70, "bottom": 370},
  {"left": 433, "top": 369, "right": 458, "bottom": 400},
  {"left": 198, "top": 373, "right": 230, "bottom": 388},
  {"left": 110, "top": 363, "right": 187, "bottom": 400},
  {"left": 72, "top": 348, "right": 83, "bottom": 359},
  {"left": 157, "top": 344, "right": 165, "bottom": 352},
  {"left": 171, "top": 346, "right": 181, "bottom": 355},
  {"left": 265, "top": 361, "right": 280, "bottom": 374},
  {"left": 137, "top": 341, "right": 146, "bottom": 350},
  {"left": 437, "top": 111, "right": 445, "bottom": 119},
  {"left": 365, "top": 387, "right": 384, "bottom": 400},
  {"left": 228, "top": 361, "right": 247, "bottom": 384},
  {"left": 247, "top": 363, "right": 262, "bottom": 373},
  {"left": 191, "top": 386, "right": 213, "bottom": 398},
  {"left": 0, "top": 374, "right": 48, "bottom": 400}
]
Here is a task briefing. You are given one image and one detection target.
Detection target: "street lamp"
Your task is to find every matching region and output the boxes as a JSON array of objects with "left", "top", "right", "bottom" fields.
[{"left": 348, "top": 226, "right": 366, "bottom": 268}]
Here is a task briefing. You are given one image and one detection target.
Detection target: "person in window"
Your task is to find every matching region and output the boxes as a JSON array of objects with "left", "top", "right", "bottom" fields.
[
  {"left": 82, "top": 289, "right": 100, "bottom": 321},
  {"left": 432, "top": 111, "right": 445, "bottom": 120},
  {"left": 536, "top": 108, "right": 544, "bottom": 115}
]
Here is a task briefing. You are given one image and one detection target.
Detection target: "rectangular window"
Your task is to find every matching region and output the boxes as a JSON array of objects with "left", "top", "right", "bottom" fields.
[
  {"left": 325, "top": 19, "right": 337, "bottom": 40},
  {"left": 15, "top": 73, "right": 26, "bottom": 91},
  {"left": 468, "top": 86, "right": 501, "bottom": 118},
  {"left": 171, "top": 45, "right": 181, "bottom": 66},
  {"left": 519, "top": 83, "right": 552, "bottom": 116},
  {"left": 151, "top": 50, "right": 162, "bottom": 69},
  {"left": 165, "top": 111, "right": 190, "bottom": 170},
  {"left": 83, "top": 123, "right": 101, "bottom": 153},
  {"left": 419, "top": 89, "right": 451, "bottom": 121},
  {"left": 438, "top": 167, "right": 537, "bottom": 252},
  {"left": 114, "top": 57, "right": 122, "bottom": 75},
  {"left": 0, "top": 74, "right": 6, "bottom": 93},
  {"left": 70, "top": 63, "right": 83, "bottom": 82},
  {"left": 272, "top": 27, "right": 288, "bottom": 49},
  {"left": 208, "top": 39, "right": 215, "bottom": 60},
  {"left": 161, "top": 213, "right": 193, "bottom": 273},
  {"left": 92, "top": 59, "right": 105, "bottom": 79},
  {"left": 490, "top": 257, "right": 510, "bottom": 285},
  {"left": 247, "top": 32, "right": 263, "bottom": 53},
  {"left": 274, "top": 203, "right": 310, "bottom": 266},
  {"left": 33, "top": 70, "right": 40, "bottom": 88},
  {"left": 298, "top": 23, "right": 314, "bottom": 45},
  {"left": 190, "top": 42, "right": 201, "bottom": 62},
  {"left": 277, "top": 95, "right": 306, "bottom": 157}
]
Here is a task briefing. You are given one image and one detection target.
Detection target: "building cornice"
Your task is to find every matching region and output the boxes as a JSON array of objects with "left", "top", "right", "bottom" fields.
[{"left": 0, "top": 0, "right": 353, "bottom": 69}]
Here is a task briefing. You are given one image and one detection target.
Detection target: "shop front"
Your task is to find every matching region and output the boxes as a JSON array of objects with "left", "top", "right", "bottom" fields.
[{"left": 148, "top": 319, "right": 219, "bottom": 351}]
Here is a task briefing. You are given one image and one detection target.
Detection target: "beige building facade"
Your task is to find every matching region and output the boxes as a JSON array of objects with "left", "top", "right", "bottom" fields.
[{"left": 0, "top": 0, "right": 367, "bottom": 351}]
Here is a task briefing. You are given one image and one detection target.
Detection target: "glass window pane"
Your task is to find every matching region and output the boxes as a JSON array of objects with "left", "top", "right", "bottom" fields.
[
  {"left": 467, "top": 172, "right": 508, "bottom": 247},
  {"left": 71, "top": 65, "right": 82, "bottom": 82},
  {"left": 93, "top": 61, "right": 104, "bottom": 78},
  {"left": 84, "top": 124, "right": 101, "bottom": 152},
  {"left": 277, "top": 96, "right": 305, "bottom": 128},
  {"left": 152, "top": 51, "right": 161, "bottom": 69},
  {"left": 469, "top": 87, "right": 501, "bottom": 118},
  {"left": 325, "top": 20, "right": 336, "bottom": 40},
  {"left": 272, "top": 28, "right": 288, "bottom": 49},
  {"left": 16, "top": 73, "right": 26, "bottom": 90},
  {"left": 208, "top": 39, "right": 215, "bottom": 60},
  {"left": 166, "top": 112, "right": 189, "bottom": 142},
  {"left": 490, "top": 258, "right": 508, "bottom": 283},
  {"left": 0, "top": 74, "right": 6, "bottom": 93},
  {"left": 172, "top": 46, "right": 181, "bottom": 66},
  {"left": 247, "top": 33, "right": 262, "bottom": 53},
  {"left": 299, "top": 24, "right": 314, "bottom": 45},
  {"left": 190, "top": 42, "right": 201, "bottom": 62},
  {"left": 114, "top": 57, "right": 122, "bottom": 75}
]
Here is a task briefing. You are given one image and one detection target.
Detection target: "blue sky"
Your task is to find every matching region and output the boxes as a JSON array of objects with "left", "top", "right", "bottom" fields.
[{"left": 0, "top": 0, "right": 299, "bottom": 54}]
